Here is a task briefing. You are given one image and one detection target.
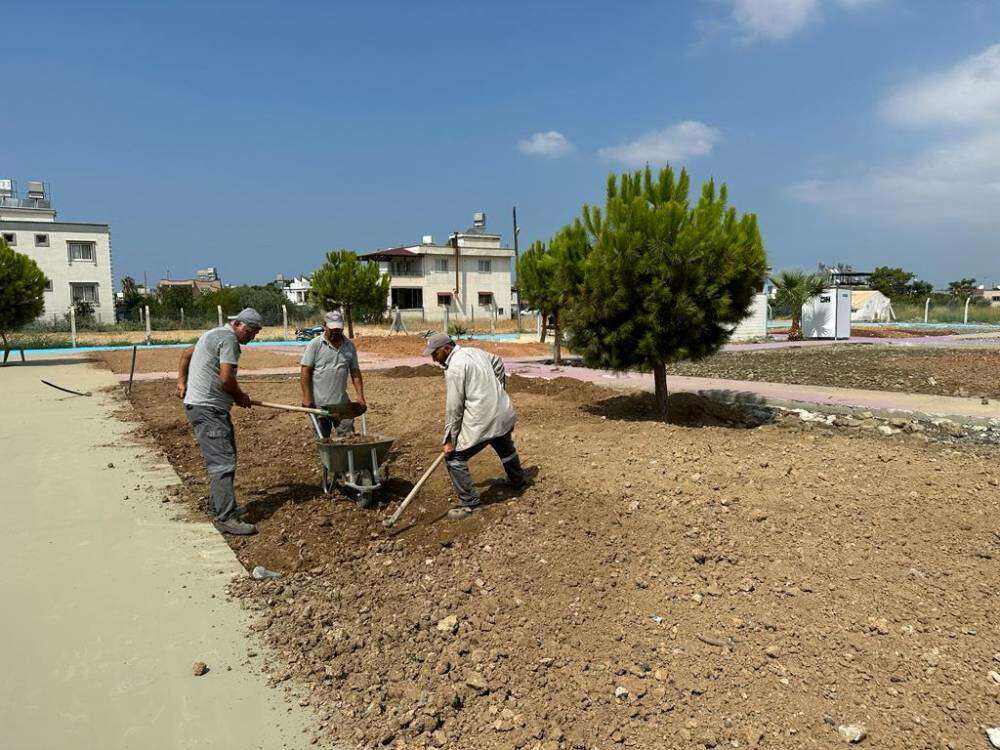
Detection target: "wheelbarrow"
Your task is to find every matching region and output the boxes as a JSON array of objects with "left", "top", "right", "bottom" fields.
[{"left": 308, "top": 411, "right": 395, "bottom": 508}]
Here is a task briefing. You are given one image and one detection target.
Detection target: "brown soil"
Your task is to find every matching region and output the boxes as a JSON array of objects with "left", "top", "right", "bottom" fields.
[
  {"left": 853, "top": 327, "right": 960, "bottom": 338},
  {"left": 122, "top": 368, "right": 1000, "bottom": 750},
  {"left": 95, "top": 347, "right": 301, "bottom": 374},
  {"left": 351, "top": 335, "right": 551, "bottom": 360},
  {"left": 319, "top": 434, "right": 393, "bottom": 446},
  {"left": 672, "top": 345, "right": 1000, "bottom": 399}
]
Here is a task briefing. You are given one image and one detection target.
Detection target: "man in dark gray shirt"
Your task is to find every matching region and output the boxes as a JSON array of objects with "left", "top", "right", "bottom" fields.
[{"left": 176, "top": 308, "right": 262, "bottom": 535}]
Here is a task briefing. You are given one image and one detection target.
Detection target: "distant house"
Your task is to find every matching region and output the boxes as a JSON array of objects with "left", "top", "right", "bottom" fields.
[
  {"left": 361, "top": 212, "right": 514, "bottom": 322},
  {"left": 979, "top": 289, "right": 1000, "bottom": 307},
  {"left": 276, "top": 275, "right": 312, "bottom": 305}
]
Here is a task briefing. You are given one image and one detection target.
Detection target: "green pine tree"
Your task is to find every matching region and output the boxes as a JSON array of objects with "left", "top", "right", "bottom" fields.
[
  {"left": 310, "top": 250, "right": 390, "bottom": 337},
  {"left": 0, "top": 237, "right": 48, "bottom": 354},
  {"left": 566, "top": 166, "right": 768, "bottom": 421}
]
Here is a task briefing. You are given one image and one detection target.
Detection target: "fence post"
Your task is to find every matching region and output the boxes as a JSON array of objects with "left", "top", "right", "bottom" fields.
[
  {"left": 217, "top": 305, "right": 223, "bottom": 327},
  {"left": 180, "top": 307, "right": 185, "bottom": 327},
  {"left": 490, "top": 303, "right": 496, "bottom": 334},
  {"left": 964, "top": 296, "right": 971, "bottom": 325},
  {"left": 443, "top": 305, "right": 449, "bottom": 334},
  {"left": 70, "top": 305, "right": 77, "bottom": 348},
  {"left": 924, "top": 297, "right": 930, "bottom": 323},
  {"left": 536, "top": 312, "right": 542, "bottom": 339},
  {"left": 144, "top": 305, "right": 151, "bottom": 344},
  {"left": 282, "top": 304, "right": 289, "bottom": 340},
  {"left": 138, "top": 305, "right": 144, "bottom": 328}
]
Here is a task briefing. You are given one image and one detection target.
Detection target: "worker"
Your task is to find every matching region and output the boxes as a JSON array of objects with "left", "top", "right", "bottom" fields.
[
  {"left": 176, "top": 307, "right": 263, "bottom": 536},
  {"left": 422, "top": 332, "right": 528, "bottom": 519},
  {"left": 300, "top": 310, "right": 366, "bottom": 437}
]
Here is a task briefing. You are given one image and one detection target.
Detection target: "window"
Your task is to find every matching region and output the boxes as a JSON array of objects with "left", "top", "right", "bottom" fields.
[
  {"left": 390, "top": 259, "right": 419, "bottom": 276},
  {"left": 477, "top": 259, "right": 491, "bottom": 273},
  {"left": 1, "top": 232, "right": 15, "bottom": 246},
  {"left": 68, "top": 241, "right": 96, "bottom": 262},
  {"left": 434, "top": 258, "right": 448, "bottom": 272},
  {"left": 437, "top": 293, "right": 452, "bottom": 307},
  {"left": 478, "top": 292, "right": 494, "bottom": 307},
  {"left": 391, "top": 287, "right": 423, "bottom": 309},
  {"left": 35, "top": 233, "right": 49, "bottom": 247},
  {"left": 44, "top": 279, "right": 53, "bottom": 292},
  {"left": 70, "top": 283, "right": 99, "bottom": 303}
]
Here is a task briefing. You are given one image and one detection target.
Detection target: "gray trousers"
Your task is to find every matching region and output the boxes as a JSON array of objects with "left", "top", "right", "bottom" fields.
[
  {"left": 315, "top": 414, "right": 355, "bottom": 438},
  {"left": 185, "top": 404, "right": 238, "bottom": 522},
  {"left": 445, "top": 431, "right": 525, "bottom": 508}
]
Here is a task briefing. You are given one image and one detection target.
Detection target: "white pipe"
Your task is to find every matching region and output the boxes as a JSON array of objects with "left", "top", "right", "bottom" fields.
[
  {"left": 70, "top": 305, "right": 77, "bottom": 348},
  {"left": 964, "top": 295, "right": 971, "bottom": 324},
  {"left": 144, "top": 305, "right": 151, "bottom": 344},
  {"left": 217, "top": 305, "right": 223, "bottom": 327},
  {"left": 282, "top": 304, "right": 288, "bottom": 341},
  {"left": 924, "top": 297, "right": 930, "bottom": 323}
]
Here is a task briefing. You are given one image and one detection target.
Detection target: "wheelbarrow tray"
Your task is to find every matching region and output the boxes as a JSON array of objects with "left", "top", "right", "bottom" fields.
[{"left": 315, "top": 434, "right": 395, "bottom": 481}]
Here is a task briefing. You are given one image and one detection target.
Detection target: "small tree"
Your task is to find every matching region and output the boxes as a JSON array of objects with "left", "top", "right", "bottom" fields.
[
  {"left": 310, "top": 250, "right": 390, "bottom": 337},
  {"left": 567, "top": 166, "right": 767, "bottom": 421},
  {"left": 0, "top": 238, "right": 48, "bottom": 352},
  {"left": 947, "top": 278, "right": 978, "bottom": 298},
  {"left": 516, "top": 223, "right": 588, "bottom": 365},
  {"left": 770, "top": 270, "right": 826, "bottom": 341}
]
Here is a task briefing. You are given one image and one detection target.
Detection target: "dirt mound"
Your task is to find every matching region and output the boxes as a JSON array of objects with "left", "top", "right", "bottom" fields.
[
  {"left": 380, "top": 364, "right": 443, "bottom": 378},
  {"left": 124, "top": 373, "right": 1000, "bottom": 749}
]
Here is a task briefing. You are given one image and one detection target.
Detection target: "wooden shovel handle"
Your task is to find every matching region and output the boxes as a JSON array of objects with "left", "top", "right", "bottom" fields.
[{"left": 383, "top": 451, "right": 446, "bottom": 528}]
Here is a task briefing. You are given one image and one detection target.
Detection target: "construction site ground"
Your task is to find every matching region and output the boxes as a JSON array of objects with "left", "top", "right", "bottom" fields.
[
  {"left": 669, "top": 345, "right": 1000, "bottom": 400},
  {"left": 120, "top": 364, "right": 1000, "bottom": 750}
]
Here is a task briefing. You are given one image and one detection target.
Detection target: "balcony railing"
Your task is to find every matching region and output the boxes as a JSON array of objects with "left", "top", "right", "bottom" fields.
[{"left": 0, "top": 196, "right": 52, "bottom": 210}]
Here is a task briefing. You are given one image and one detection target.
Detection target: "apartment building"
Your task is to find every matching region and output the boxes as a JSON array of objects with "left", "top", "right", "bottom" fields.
[
  {"left": 362, "top": 212, "right": 514, "bottom": 322},
  {"left": 0, "top": 179, "right": 114, "bottom": 322}
]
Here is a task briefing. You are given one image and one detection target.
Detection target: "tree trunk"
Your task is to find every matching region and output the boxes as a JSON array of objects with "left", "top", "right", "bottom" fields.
[
  {"left": 788, "top": 315, "right": 802, "bottom": 341},
  {"left": 553, "top": 311, "right": 562, "bottom": 367},
  {"left": 652, "top": 362, "right": 668, "bottom": 422},
  {"left": 346, "top": 303, "right": 354, "bottom": 339}
]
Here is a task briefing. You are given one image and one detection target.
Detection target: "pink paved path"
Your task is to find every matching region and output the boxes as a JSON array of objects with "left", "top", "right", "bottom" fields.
[{"left": 109, "top": 353, "right": 1000, "bottom": 422}]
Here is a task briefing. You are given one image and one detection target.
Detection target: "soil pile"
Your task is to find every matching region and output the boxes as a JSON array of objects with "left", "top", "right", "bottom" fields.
[
  {"left": 124, "top": 370, "right": 1000, "bottom": 749},
  {"left": 672, "top": 345, "right": 1000, "bottom": 399}
]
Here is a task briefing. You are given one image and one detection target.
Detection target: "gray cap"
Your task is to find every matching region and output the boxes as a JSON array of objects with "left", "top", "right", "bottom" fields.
[
  {"left": 324, "top": 310, "right": 345, "bottom": 330},
  {"left": 228, "top": 307, "right": 264, "bottom": 329},
  {"left": 421, "top": 331, "right": 453, "bottom": 356}
]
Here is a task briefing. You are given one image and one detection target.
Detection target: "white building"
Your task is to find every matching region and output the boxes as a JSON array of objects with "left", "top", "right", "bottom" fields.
[
  {"left": 280, "top": 275, "right": 312, "bottom": 305},
  {"left": 362, "top": 212, "right": 514, "bottom": 322},
  {"left": 0, "top": 179, "right": 114, "bottom": 323}
]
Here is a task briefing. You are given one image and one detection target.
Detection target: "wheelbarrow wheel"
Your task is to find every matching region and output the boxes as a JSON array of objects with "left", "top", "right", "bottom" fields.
[
  {"left": 356, "top": 469, "right": 374, "bottom": 509},
  {"left": 321, "top": 467, "right": 333, "bottom": 495}
]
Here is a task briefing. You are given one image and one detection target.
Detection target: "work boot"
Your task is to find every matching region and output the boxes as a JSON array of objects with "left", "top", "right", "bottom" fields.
[
  {"left": 492, "top": 477, "right": 533, "bottom": 491},
  {"left": 231, "top": 506, "right": 250, "bottom": 522},
  {"left": 213, "top": 517, "right": 258, "bottom": 536},
  {"left": 447, "top": 505, "right": 481, "bottom": 520}
]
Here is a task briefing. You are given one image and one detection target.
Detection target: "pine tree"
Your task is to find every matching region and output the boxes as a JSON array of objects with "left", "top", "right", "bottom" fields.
[
  {"left": 566, "top": 166, "right": 767, "bottom": 421},
  {"left": 0, "top": 238, "right": 48, "bottom": 354},
  {"left": 516, "top": 222, "right": 588, "bottom": 364},
  {"left": 310, "top": 250, "right": 391, "bottom": 337}
]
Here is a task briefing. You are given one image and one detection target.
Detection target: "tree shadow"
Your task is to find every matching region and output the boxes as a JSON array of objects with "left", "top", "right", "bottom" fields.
[
  {"left": 1, "top": 356, "right": 98, "bottom": 368},
  {"left": 584, "top": 390, "right": 774, "bottom": 428},
  {"left": 242, "top": 482, "right": 325, "bottom": 523}
]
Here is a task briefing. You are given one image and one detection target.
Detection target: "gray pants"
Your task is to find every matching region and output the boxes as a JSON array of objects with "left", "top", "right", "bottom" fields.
[
  {"left": 315, "top": 413, "right": 355, "bottom": 439},
  {"left": 445, "top": 431, "right": 525, "bottom": 508},
  {"left": 185, "top": 404, "right": 238, "bottom": 522}
]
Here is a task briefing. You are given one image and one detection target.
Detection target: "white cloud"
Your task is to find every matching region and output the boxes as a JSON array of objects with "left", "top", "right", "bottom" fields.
[
  {"left": 597, "top": 121, "right": 721, "bottom": 167},
  {"left": 787, "top": 130, "right": 1000, "bottom": 225},
  {"left": 880, "top": 44, "right": 1000, "bottom": 127},
  {"left": 730, "top": 0, "right": 820, "bottom": 41},
  {"left": 517, "top": 131, "right": 574, "bottom": 158},
  {"left": 835, "top": 0, "right": 881, "bottom": 7}
]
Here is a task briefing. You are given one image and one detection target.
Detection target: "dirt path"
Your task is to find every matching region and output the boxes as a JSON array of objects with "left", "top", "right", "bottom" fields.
[
  {"left": 0, "top": 357, "right": 320, "bottom": 749},
  {"left": 125, "top": 368, "right": 1000, "bottom": 749}
]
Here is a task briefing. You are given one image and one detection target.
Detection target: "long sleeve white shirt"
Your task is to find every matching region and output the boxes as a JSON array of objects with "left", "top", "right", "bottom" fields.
[{"left": 442, "top": 345, "right": 516, "bottom": 451}]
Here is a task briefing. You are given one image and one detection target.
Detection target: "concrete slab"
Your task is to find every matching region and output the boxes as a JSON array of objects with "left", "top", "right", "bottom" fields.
[{"left": 0, "top": 358, "right": 319, "bottom": 749}]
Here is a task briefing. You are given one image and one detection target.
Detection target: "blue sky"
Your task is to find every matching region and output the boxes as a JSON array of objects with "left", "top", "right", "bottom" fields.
[{"left": 3, "top": 0, "right": 999, "bottom": 288}]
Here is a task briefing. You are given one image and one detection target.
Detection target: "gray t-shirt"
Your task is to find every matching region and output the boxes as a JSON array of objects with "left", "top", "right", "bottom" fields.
[
  {"left": 183, "top": 326, "right": 241, "bottom": 410},
  {"left": 301, "top": 336, "right": 359, "bottom": 406}
]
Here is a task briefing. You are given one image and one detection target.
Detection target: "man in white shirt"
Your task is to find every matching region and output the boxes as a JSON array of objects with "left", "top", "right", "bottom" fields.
[
  {"left": 423, "top": 332, "right": 527, "bottom": 519},
  {"left": 300, "top": 310, "right": 366, "bottom": 437}
]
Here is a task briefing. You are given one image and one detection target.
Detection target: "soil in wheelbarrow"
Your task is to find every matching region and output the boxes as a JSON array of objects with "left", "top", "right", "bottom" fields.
[
  {"left": 120, "top": 368, "right": 1000, "bottom": 750},
  {"left": 318, "top": 434, "right": 391, "bottom": 446}
]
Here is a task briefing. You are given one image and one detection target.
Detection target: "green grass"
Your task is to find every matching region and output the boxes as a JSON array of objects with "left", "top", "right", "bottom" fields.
[{"left": 892, "top": 300, "right": 1000, "bottom": 325}]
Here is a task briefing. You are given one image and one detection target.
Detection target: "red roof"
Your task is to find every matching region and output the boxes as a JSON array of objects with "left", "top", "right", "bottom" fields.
[{"left": 362, "top": 246, "right": 418, "bottom": 259}]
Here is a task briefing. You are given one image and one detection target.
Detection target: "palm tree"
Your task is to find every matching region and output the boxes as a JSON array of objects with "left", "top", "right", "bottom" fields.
[{"left": 770, "top": 270, "right": 827, "bottom": 340}]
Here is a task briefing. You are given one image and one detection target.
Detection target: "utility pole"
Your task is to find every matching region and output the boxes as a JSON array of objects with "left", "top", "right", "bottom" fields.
[{"left": 512, "top": 206, "right": 520, "bottom": 331}]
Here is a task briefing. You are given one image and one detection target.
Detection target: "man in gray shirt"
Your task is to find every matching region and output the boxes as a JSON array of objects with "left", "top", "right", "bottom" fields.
[
  {"left": 176, "top": 308, "right": 263, "bottom": 535},
  {"left": 300, "top": 310, "right": 366, "bottom": 437}
]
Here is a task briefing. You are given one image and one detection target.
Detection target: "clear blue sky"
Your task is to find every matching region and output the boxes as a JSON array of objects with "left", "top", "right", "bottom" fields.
[{"left": 4, "top": 0, "right": 999, "bottom": 288}]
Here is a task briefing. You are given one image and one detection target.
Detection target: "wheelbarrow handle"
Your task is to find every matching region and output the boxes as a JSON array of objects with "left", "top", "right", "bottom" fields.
[{"left": 383, "top": 451, "right": 446, "bottom": 528}]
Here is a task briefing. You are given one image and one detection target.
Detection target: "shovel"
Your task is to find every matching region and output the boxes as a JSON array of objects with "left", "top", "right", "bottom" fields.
[
  {"left": 250, "top": 400, "right": 367, "bottom": 419},
  {"left": 383, "top": 451, "right": 446, "bottom": 528}
]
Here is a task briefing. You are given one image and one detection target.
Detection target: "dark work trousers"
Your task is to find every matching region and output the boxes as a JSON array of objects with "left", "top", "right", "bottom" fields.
[
  {"left": 185, "top": 404, "right": 238, "bottom": 522},
  {"left": 445, "top": 430, "right": 525, "bottom": 508},
  {"left": 315, "top": 414, "right": 355, "bottom": 439}
]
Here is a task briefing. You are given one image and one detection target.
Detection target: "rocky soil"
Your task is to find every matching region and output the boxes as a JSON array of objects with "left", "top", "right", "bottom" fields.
[
  {"left": 122, "top": 370, "right": 1000, "bottom": 749},
  {"left": 671, "top": 345, "right": 1000, "bottom": 400}
]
